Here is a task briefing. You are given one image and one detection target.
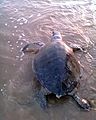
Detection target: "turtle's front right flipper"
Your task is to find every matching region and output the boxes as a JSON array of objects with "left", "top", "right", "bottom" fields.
[
  {"left": 22, "top": 42, "right": 45, "bottom": 54},
  {"left": 70, "top": 44, "right": 86, "bottom": 53}
]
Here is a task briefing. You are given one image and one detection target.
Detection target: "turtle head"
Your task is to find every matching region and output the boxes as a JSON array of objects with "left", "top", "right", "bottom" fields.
[{"left": 51, "top": 31, "right": 62, "bottom": 42}]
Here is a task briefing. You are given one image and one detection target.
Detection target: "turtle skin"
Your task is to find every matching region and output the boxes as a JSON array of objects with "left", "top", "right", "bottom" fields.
[{"left": 22, "top": 31, "right": 91, "bottom": 111}]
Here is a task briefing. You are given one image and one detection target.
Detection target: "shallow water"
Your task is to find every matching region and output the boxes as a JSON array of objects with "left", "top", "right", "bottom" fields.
[{"left": 0, "top": 0, "right": 96, "bottom": 120}]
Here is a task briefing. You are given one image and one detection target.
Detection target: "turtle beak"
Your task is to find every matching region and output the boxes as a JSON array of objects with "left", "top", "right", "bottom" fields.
[{"left": 51, "top": 31, "right": 62, "bottom": 41}]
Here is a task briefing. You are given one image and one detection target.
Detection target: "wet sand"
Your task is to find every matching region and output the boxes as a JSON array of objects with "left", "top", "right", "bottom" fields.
[{"left": 0, "top": 0, "right": 96, "bottom": 120}]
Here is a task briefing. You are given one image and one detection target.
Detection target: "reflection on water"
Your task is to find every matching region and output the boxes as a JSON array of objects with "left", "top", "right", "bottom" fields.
[{"left": 0, "top": 0, "right": 96, "bottom": 120}]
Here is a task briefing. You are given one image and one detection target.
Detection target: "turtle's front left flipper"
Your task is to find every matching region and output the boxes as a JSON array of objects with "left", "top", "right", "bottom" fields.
[{"left": 22, "top": 41, "right": 45, "bottom": 54}]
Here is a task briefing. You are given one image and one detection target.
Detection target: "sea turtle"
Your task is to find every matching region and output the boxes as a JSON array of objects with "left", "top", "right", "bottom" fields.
[{"left": 22, "top": 31, "right": 91, "bottom": 111}]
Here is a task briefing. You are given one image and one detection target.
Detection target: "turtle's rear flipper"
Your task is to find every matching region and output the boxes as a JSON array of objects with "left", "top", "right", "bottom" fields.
[
  {"left": 34, "top": 87, "right": 51, "bottom": 109},
  {"left": 22, "top": 42, "right": 45, "bottom": 54},
  {"left": 34, "top": 91, "right": 48, "bottom": 109},
  {"left": 69, "top": 92, "right": 91, "bottom": 111}
]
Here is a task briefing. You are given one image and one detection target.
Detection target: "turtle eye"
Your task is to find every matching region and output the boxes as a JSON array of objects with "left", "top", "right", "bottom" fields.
[
  {"left": 52, "top": 31, "right": 55, "bottom": 35},
  {"left": 53, "top": 36, "right": 61, "bottom": 39}
]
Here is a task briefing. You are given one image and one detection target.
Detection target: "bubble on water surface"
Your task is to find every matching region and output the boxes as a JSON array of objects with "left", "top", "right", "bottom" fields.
[
  {"left": 5, "top": 23, "right": 8, "bottom": 26},
  {"left": 16, "top": 46, "right": 19, "bottom": 48},
  {"left": 20, "top": 52, "right": 24, "bottom": 58},
  {"left": 8, "top": 41, "right": 11, "bottom": 43},
  {"left": 10, "top": 17, "right": 16, "bottom": 22},
  {"left": 20, "top": 22, "right": 23, "bottom": 25},
  {"left": 14, "top": 26, "right": 17, "bottom": 29},
  {"left": 24, "top": 20, "right": 28, "bottom": 24},
  {"left": 22, "top": 38, "right": 29, "bottom": 42},
  {"left": 20, "top": 42, "right": 23, "bottom": 45},
  {"left": 16, "top": 56, "right": 20, "bottom": 60},
  {"left": 16, "top": 56, "right": 19, "bottom": 58},
  {"left": 12, "top": 33, "right": 15, "bottom": 36},
  {"left": 11, "top": 47, "right": 14, "bottom": 50},
  {"left": 21, "top": 33, "right": 25, "bottom": 37},
  {"left": 16, "top": 41, "right": 19, "bottom": 44},
  {"left": 9, "top": 44, "right": 12, "bottom": 47},
  {"left": 17, "top": 17, "right": 28, "bottom": 24},
  {"left": 4, "top": 84, "right": 7, "bottom": 87},
  {"left": 28, "top": 14, "right": 33, "bottom": 18},
  {"left": 37, "top": 13, "right": 41, "bottom": 17},
  {"left": 10, "top": 17, "right": 13, "bottom": 19},
  {"left": 18, "top": 35, "right": 22, "bottom": 40},
  {"left": 20, "top": 58, "right": 23, "bottom": 61},
  {"left": 1, "top": 89, "right": 3, "bottom": 92},
  {"left": 11, "top": 21, "right": 14, "bottom": 23},
  {"left": 14, "top": 8, "right": 18, "bottom": 12},
  {"left": 5, "top": 69, "right": 8, "bottom": 73}
]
